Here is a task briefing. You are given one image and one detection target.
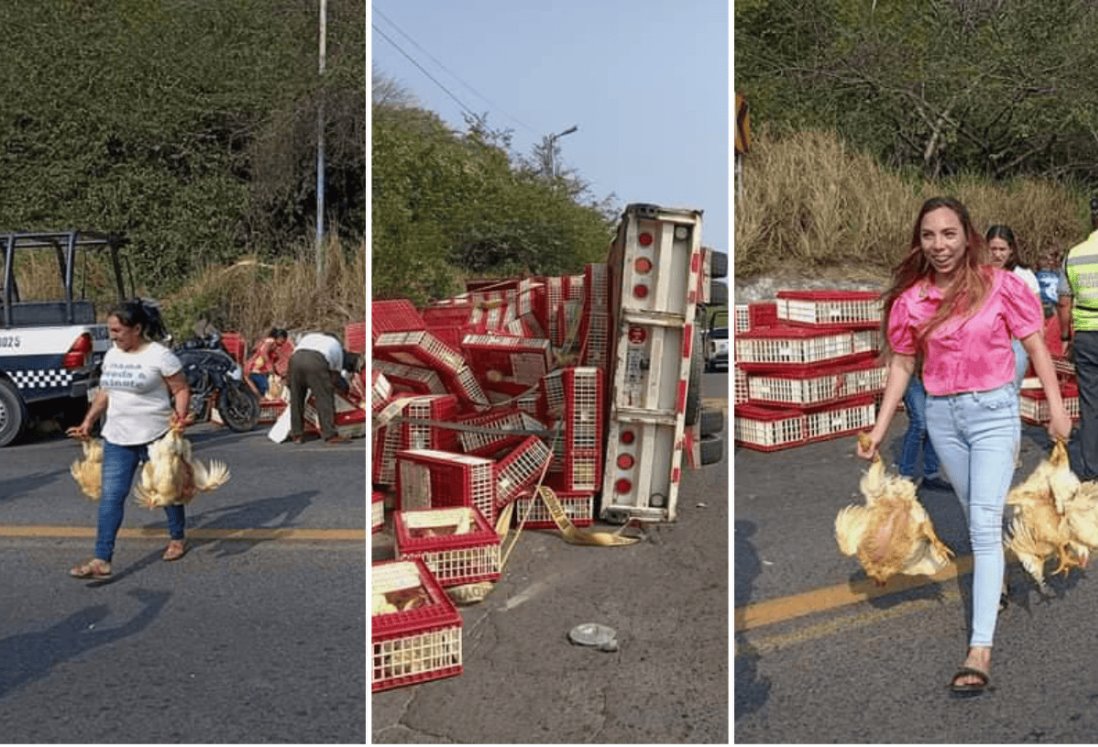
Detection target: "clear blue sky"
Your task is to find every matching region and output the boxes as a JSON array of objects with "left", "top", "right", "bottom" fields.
[{"left": 370, "top": 0, "right": 729, "bottom": 253}]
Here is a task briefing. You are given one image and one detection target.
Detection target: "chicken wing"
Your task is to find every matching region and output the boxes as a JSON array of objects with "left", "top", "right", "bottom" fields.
[
  {"left": 834, "top": 433, "right": 954, "bottom": 585},
  {"left": 133, "top": 425, "right": 231, "bottom": 509}
]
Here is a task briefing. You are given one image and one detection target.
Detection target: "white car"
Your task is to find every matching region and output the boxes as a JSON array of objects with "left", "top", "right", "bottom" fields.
[{"left": 703, "top": 326, "right": 728, "bottom": 372}]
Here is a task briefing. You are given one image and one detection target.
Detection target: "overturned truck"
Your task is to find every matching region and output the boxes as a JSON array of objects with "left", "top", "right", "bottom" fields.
[{"left": 371, "top": 203, "right": 727, "bottom": 529}]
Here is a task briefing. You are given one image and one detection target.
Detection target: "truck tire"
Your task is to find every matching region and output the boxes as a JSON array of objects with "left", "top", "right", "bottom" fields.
[
  {"left": 0, "top": 379, "right": 27, "bottom": 447},
  {"left": 699, "top": 433, "right": 724, "bottom": 465},
  {"left": 700, "top": 407, "right": 724, "bottom": 437},
  {"left": 686, "top": 328, "right": 703, "bottom": 426},
  {"left": 709, "top": 250, "right": 728, "bottom": 279},
  {"left": 709, "top": 280, "right": 728, "bottom": 306}
]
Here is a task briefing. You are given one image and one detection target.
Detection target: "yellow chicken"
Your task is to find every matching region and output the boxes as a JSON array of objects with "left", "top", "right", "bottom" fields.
[
  {"left": 1005, "top": 440, "right": 1098, "bottom": 592},
  {"left": 132, "top": 424, "right": 231, "bottom": 509},
  {"left": 834, "top": 433, "right": 955, "bottom": 585},
  {"left": 69, "top": 437, "right": 104, "bottom": 500}
]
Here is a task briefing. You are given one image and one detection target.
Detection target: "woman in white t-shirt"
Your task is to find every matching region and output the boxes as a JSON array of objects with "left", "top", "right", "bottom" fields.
[
  {"left": 987, "top": 224, "right": 1041, "bottom": 388},
  {"left": 66, "top": 299, "right": 192, "bottom": 579}
]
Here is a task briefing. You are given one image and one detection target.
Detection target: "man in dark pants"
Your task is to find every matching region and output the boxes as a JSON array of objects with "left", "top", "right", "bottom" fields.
[
  {"left": 288, "top": 332, "right": 349, "bottom": 444},
  {"left": 1058, "top": 197, "right": 1098, "bottom": 478}
]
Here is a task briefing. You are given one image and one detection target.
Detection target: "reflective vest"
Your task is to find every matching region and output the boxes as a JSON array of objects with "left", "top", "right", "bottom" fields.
[{"left": 1066, "top": 230, "right": 1098, "bottom": 331}]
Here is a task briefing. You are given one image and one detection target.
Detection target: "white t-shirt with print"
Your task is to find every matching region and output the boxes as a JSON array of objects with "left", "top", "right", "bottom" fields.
[{"left": 100, "top": 341, "right": 183, "bottom": 445}]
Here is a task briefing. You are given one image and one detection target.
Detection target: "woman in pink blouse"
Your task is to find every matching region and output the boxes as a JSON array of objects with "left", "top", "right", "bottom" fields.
[{"left": 857, "top": 196, "right": 1071, "bottom": 695}]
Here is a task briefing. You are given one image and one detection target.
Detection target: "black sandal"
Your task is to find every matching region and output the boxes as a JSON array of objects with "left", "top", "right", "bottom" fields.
[{"left": 949, "top": 666, "right": 990, "bottom": 696}]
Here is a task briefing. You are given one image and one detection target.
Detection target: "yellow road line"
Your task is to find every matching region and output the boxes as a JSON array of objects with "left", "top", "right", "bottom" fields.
[
  {"left": 0, "top": 525, "right": 365, "bottom": 541},
  {"left": 734, "top": 555, "right": 974, "bottom": 633},
  {"left": 740, "top": 586, "right": 963, "bottom": 656}
]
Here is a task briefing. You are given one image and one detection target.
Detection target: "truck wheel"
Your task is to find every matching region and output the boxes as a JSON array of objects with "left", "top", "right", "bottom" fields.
[
  {"left": 709, "top": 250, "right": 728, "bottom": 279},
  {"left": 685, "top": 328, "right": 703, "bottom": 426},
  {"left": 699, "top": 407, "right": 724, "bottom": 437},
  {"left": 709, "top": 281, "right": 728, "bottom": 306},
  {"left": 0, "top": 379, "right": 27, "bottom": 447},
  {"left": 699, "top": 434, "right": 724, "bottom": 465}
]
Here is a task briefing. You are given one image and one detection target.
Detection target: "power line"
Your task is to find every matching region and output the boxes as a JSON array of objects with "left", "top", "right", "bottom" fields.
[
  {"left": 372, "top": 23, "right": 479, "bottom": 121},
  {"left": 373, "top": 6, "right": 537, "bottom": 134}
]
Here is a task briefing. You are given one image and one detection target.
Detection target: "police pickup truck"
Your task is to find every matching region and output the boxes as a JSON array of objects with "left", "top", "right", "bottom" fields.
[{"left": 0, "top": 231, "right": 130, "bottom": 446}]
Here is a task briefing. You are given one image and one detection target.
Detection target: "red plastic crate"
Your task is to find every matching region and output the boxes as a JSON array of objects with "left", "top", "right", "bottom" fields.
[
  {"left": 1020, "top": 382, "right": 1080, "bottom": 424},
  {"left": 775, "top": 290, "right": 882, "bottom": 329},
  {"left": 373, "top": 396, "right": 414, "bottom": 486},
  {"left": 457, "top": 408, "right": 545, "bottom": 457},
  {"left": 395, "top": 449, "right": 496, "bottom": 523},
  {"left": 541, "top": 367, "right": 604, "bottom": 491},
  {"left": 393, "top": 506, "right": 501, "bottom": 587},
  {"left": 372, "top": 370, "right": 393, "bottom": 414},
  {"left": 745, "top": 359, "right": 888, "bottom": 408},
  {"left": 733, "top": 365, "right": 749, "bottom": 405},
  {"left": 748, "top": 301, "right": 778, "bottom": 330},
  {"left": 372, "top": 299, "right": 426, "bottom": 342},
  {"left": 400, "top": 394, "right": 460, "bottom": 453},
  {"left": 735, "top": 325, "right": 876, "bottom": 372},
  {"left": 372, "top": 490, "right": 385, "bottom": 534},
  {"left": 460, "top": 334, "right": 553, "bottom": 385},
  {"left": 802, "top": 396, "right": 877, "bottom": 444},
  {"left": 220, "top": 332, "right": 247, "bottom": 364},
  {"left": 514, "top": 488, "right": 594, "bottom": 530},
  {"left": 493, "top": 435, "right": 554, "bottom": 511},
  {"left": 374, "top": 330, "right": 465, "bottom": 373},
  {"left": 372, "top": 558, "right": 462, "bottom": 692},
  {"left": 372, "top": 360, "right": 447, "bottom": 396},
  {"left": 302, "top": 390, "right": 366, "bottom": 439},
  {"left": 734, "top": 403, "right": 807, "bottom": 452},
  {"left": 344, "top": 321, "right": 366, "bottom": 354},
  {"left": 421, "top": 303, "right": 475, "bottom": 328}
]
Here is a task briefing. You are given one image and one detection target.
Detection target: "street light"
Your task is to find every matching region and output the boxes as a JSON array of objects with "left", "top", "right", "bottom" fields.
[{"left": 547, "top": 125, "right": 578, "bottom": 180}]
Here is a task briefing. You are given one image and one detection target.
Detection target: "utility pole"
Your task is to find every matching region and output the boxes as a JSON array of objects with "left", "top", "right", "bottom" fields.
[
  {"left": 316, "top": 0, "right": 327, "bottom": 285},
  {"left": 547, "top": 125, "right": 578, "bottom": 181}
]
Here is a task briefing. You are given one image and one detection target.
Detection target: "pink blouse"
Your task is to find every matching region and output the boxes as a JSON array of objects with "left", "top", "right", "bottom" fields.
[{"left": 888, "top": 268, "right": 1043, "bottom": 396}]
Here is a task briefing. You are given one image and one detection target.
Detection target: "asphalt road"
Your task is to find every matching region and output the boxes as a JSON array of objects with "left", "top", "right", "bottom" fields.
[
  {"left": 371, "top": 369, "right": 729, "bottom": 744},
  {"left": 0, "top": 423, "right": 367, "bottom": 743},
  {"left": 735, "top": 413, "right": 1098, "bottom": 742}
]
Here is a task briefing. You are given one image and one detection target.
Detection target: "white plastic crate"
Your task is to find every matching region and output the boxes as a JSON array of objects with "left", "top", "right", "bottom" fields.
[
  {"left": 733, "top": 366, "right": 749, "bottom": 405},
  {"left": 734, "top": 304, "right": 750, "bottom": 333}
]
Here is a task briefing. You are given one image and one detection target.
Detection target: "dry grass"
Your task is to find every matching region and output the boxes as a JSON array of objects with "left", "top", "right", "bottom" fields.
[
  {"left": 735, "top": 127, "right": 1091, "bottom": 280},
  {"left": 160, "top": 238, "right": 366, "bottom": 345},
  {"left": 12, "top": 238, "right": 365, "bottom": 349}
]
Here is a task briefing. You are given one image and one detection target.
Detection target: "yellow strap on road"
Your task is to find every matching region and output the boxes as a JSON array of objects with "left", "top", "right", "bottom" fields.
[{"left": 535, "top": 486, "right": 641, "bottom": 547}]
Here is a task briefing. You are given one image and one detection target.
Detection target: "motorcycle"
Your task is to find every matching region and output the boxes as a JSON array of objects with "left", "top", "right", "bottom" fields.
[{"left": 174, "top": 332, "right": 260, "bottom": 433}]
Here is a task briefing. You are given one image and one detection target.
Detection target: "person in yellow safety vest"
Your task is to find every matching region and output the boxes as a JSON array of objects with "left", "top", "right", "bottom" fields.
[{"left": 1057, "top": 197, "right": 1098, "bottom": 479}]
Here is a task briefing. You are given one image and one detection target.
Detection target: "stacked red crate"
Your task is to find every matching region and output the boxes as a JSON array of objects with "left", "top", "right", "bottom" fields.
[{"left": 734, "top": 290, "right": 886, "bottom": 452}]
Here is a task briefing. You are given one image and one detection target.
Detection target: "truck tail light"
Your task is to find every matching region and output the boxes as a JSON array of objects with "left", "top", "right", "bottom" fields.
[
  {"left": 614, "top": 479, "right": 632, "bottom": 494},
  {"left": 62, "top": 333, "right": 93, "bottom": 369},
  {"left": 634, "top": 257, "right": 652, "bottom": 274},
  {"left": 620, "top": 430, "right": 635, "bottom": 445},
  {"left": 617, "top": 454, "right": 634, "bottom": 470},
  {"left": 633, "top": 284, "right": 649, "bottom": 299},
  {"left": 638, "top": 232, "right": 654, "bottom": 247}
]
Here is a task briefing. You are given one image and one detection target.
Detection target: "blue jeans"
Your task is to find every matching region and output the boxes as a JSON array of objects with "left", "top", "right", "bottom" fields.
[
  {"left": 97, "top": 440, "right": 186, "bottom": 561},
  {"left": 925, "top": 384, "right": 1019, "bottom": 648},
  {"left": 1011, "top": 338, "right": 1029, "bottom": 389},
  {"left": 898, "top": 377, "right": 939, "bottom": 477},
  {"left": 249, "top": 372, "right": 269, "bottom": 396}
]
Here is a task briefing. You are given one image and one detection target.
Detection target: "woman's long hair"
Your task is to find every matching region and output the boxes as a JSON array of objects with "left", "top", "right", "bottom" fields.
[
  {"left": 879, "top": 197, "right": 991, "bottom": 356},
  {"left": 108, "top": 298, "right": 168, "bottom": 341}
]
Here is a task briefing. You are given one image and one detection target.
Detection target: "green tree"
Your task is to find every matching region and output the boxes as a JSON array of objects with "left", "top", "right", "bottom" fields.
[
  {"left": 371, "top": 75, "right": 613, "bottom": 305},
  {"left": 0, "top": 1, "right": 365, "bottom": 293}
]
